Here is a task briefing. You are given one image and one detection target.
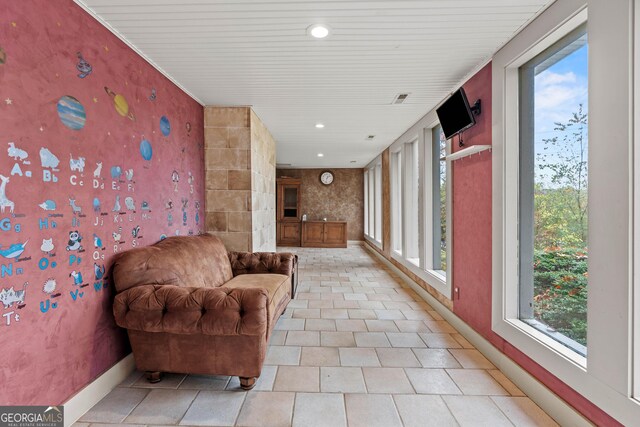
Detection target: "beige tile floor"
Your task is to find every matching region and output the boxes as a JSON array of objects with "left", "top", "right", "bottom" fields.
[{"left": 76, "top": 244, "right": 559, "bottom": 427}]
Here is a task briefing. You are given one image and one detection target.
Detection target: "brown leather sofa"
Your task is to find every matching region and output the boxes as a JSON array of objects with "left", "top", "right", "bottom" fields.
[{"left": 112, "top": 233, "right": 294, "bottom": 390}]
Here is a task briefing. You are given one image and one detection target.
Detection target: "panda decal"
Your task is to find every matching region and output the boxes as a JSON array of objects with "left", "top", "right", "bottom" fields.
[{"left": 66, "top": 231, "right": 83, "bottom": 251}]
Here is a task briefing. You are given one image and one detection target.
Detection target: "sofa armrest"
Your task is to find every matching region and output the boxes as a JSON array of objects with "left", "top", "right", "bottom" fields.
[
  {"left": 113, "top": 285, "right": 268, "bottom": 336},
  {"left": 227, "top": 251, "right": 295, "bottom": 277}
]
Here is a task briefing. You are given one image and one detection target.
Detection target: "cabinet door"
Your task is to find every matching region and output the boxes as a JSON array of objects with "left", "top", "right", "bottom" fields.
[
  {"left": 324, "top": 223, "right": 347, "bottom": 245},
  {"left": 279, "top": 222, "right": 300, "bottom": 245},
  {"left": 303, "top": 222, "right": 325, "bottom": 244}
]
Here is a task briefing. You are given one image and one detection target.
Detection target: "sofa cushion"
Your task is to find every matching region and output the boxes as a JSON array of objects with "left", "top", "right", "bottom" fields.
[
  {"left": 221, "top": 273, "right": 291, "bottom": 329},
  {"left": 113, "top": 234, "right": 233, "bottom": 292}
]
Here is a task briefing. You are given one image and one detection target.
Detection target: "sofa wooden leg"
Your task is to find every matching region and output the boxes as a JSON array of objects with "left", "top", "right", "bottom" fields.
[
  {"left": 145, "top": 371, "right": 163, "bottom": 383},
  {"left": 239, "top": 376, "right": 257, "bottom": 390}
]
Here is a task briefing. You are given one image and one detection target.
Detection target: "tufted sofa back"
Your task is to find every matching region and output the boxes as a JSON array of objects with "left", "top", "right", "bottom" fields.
[{"left": 112, "top": 233, "right": 233, "bottom": 292}]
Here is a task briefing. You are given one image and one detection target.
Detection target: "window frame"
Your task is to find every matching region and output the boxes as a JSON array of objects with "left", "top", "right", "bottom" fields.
[
  {"left": 374, "top": 163, "right": 382, "bottom": 243},
  {"left": 364, "top": 158, "right": 382, "bottom": 248},
  {"left": 402, "top": 139, "right": 420, "bottom": 265},
  {"left": 493, "top": 0, "right": 639, "bottom": 422},
  {"left": 364, "top": 169, "right": 369, "bottom": 237},
  {"left": 517, "top": 23, "right": 588, "bottom": 356},
  {"left": 390, "top": 149, "right": 403, "bottom": 255}
]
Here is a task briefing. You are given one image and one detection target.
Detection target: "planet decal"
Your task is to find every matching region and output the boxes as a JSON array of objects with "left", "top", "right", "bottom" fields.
[
  {"left": 57, "top": 95, "right": 86, "bottom": 130},
  {"left": 104, "top": 86, "right": 135, "bottom": 121},
  {"left": 160, "top": 116, "right": 171, "bottom": 136},
  {"left": 140, "top": 139, "right": 153, "bottom": 161}
]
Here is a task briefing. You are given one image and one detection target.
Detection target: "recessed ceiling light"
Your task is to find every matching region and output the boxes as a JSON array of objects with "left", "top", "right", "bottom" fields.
[
  {"left": 315, "top": 123, "right": 325, "bottom": 129},
  {"left": 307, "top": 24, "right": 330, "bottom": 39},
  {"left": 317, "top": 153, "right": 324, "bottom": 157}
]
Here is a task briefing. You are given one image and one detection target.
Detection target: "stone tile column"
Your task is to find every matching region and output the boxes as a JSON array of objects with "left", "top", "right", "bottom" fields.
[{"left": 204, "top": 107, "right": 276, "bottom": 252}]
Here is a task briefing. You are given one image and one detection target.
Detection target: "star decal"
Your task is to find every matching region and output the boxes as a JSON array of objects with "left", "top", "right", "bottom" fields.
[
  {"left": 93, "top": 97, "right": 98, "bottom": 103},
  {"left": 5, "top": 98, "right": 12, "bottom": 105},
  {"left": 39, "top": 126, "right": 44, "bottom": 132},
  {"left": 10, "top": 22, "right": 16, "bottom": 27},
  {"left": 104, "top": 46, "right": 109, "bottom": 52}
]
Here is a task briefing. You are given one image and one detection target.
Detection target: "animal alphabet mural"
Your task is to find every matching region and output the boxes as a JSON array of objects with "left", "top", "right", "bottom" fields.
[
  {"left": 7, "top": 142, "right": 28, "bottom": 161},
  {"left": 0, "top": 175, "right": 15, "bottom": 213},
  {"left": 0, "top": 283, "right": 28, "bottom": 309},
  {"left": 1, "top": 0, "right": 205, "bottom": 407}
]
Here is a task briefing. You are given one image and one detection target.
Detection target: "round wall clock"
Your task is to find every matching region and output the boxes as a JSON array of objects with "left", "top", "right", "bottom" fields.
[{"left": 320, "top": 171, "right": 334, "bottom": 185}]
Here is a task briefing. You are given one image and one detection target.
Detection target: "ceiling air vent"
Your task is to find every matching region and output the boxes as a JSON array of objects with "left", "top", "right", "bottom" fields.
[
  {"left": 392, "top": 93, "right": 410, "bottom": 104},
  {"left": 276, "top": 163, "right": 292, "bottom": 168},
  {"left": 366, "top": 135, "right": 376, "bottom": 140}
]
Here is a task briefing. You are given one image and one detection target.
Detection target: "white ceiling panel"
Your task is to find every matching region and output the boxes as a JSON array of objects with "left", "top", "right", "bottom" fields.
[{"left": 76, "top": 0, "right": 550, "bottom": 168}]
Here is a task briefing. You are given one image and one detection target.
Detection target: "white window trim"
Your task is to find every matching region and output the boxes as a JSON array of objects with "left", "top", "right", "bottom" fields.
[
  {"left": 634, "top": 0, "right": 640, "bottom": 403},
  {"left": 493, "top": 0, "right": 640, "bottom": 423}
]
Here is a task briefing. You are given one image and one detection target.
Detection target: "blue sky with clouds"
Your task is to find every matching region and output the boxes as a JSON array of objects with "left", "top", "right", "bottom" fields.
[{"left": 533, "top": 43, "right": 588, "bottom": 186}]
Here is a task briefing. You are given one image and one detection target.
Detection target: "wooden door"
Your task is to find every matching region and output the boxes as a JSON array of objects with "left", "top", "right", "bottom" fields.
[
  {"left": 279, "top": 222, "right": 300, "bottom": 245},
  {"left": 324, "top": 222, "right": 347, "bottom": 246},
  {"left": 303, "top": 222, "right": 324, "bottom": 245}
]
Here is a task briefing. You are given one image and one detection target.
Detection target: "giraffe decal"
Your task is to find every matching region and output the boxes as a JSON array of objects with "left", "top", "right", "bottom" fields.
[{"left": 0, "top": 175, "right": 15, "bottom": 213}]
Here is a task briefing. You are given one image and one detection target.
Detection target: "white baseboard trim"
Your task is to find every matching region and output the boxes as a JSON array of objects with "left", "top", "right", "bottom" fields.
[
  {"left": 364, "top": 244, "right": 592, "bottom": 427},
  {"left": 64, "top": 353, "right": 136, "bottom": 427}
]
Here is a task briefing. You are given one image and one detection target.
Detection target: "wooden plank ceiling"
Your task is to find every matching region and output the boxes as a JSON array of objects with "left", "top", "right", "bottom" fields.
[{"left": 76, "top": 0, "right": 550, "bottom": 168}]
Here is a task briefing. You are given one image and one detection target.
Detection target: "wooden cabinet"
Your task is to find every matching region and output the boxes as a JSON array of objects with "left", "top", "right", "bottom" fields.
[
  {"left": 277, "top": 178, "right": 301, "bottom": 246},
  {"left": 301, "top": 221, "right": 347, "bottom": 248}
]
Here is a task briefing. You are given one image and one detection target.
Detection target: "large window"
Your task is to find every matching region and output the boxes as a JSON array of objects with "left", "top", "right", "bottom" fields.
[
  {"left": 519, "top": 26, "right": 588, "bottom": 355},
  {"left": 390, "top": 151, "right": 403, "bottom": 254},
  {"left": 364, "top": 169, "right": 369, "bottom": 236},
  {"left": 432, "top": 125, "right": 447, "bottom": 273},
  {"left": 364, "top": 159, "right": 382, "bottom": 245},
  {"left": 404, "top": 140, "right": 420, "bottom": 265}
]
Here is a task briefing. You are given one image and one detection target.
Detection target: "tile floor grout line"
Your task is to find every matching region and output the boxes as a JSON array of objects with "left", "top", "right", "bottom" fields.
[
  {"left": 232, "top": 390, "right": 248, "bottom": 427},
  {"left": 118, "top": 386, "right": 150, "bottom": 424}
]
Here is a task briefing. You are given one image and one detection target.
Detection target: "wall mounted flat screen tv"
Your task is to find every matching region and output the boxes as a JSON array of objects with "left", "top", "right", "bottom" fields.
[{"left": 436, "top": 87, "right": 476, "bottom": 140}]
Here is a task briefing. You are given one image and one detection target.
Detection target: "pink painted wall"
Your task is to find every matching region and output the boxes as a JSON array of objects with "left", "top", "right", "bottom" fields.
[
  {"left": 451, "top": 63, "right": 620, "bottom": 426},
  {"left": 0, "top": 1, "right": 204, "bottom": 404}
]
